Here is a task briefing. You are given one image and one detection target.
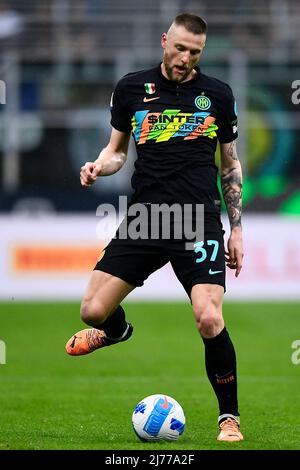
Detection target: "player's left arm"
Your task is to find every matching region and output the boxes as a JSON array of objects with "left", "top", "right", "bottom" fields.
[{"left": 220, "top": 140, "right": 243, "bottom": 277}]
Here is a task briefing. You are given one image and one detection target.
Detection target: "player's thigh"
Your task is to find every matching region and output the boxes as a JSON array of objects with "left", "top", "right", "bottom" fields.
[{"left": 82, "top": 270, "right": 135, "bottom": 315}]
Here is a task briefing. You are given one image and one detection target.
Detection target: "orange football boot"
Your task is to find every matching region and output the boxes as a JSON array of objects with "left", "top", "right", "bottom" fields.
[
  {"left": 217, "top": 417, "right": 244, "bottom": 442},
  {"left": 66, "top": 323, "right": 133, "bottom": 356}
]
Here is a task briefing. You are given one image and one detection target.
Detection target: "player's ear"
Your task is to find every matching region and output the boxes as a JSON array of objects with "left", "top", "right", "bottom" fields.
[
  {"left": 201, "top": 35, "right": 206, "bottom": 50},
  {"left": 161, "top": 32, "right": 167, "bottom": 49}
]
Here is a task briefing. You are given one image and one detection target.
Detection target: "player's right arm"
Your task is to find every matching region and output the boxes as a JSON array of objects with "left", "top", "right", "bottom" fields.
[{"left": 80, "top": 127, "right": 130, "bottom": 187}]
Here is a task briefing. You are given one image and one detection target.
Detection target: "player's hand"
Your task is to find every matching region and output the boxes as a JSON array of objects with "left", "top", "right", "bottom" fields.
[
  {"left": 80, "top": 162, "right": 102, "bottom": 187},
  {"left": 225, "top": 227, "right": 244, "bottom": 277}
]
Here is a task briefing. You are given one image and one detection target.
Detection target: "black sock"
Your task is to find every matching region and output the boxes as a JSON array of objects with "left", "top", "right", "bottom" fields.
[
  {"left": 97, "top": 305, "right": 127, "bottom": 339},
  {"left": 202, "top": 327, "right": 239, "bottom": 417}
]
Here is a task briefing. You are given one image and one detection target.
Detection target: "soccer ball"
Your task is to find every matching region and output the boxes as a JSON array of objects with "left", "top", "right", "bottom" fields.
[{"left": 132, "top": 394, "right": 185, "bottom": 441}]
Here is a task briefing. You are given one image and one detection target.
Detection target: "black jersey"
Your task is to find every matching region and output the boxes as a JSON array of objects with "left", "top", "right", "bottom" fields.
[{"left": 110, "top": 64, "right": 238, "bottom": 213}]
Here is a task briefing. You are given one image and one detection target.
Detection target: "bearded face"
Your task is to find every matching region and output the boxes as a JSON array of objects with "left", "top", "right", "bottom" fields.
[{"left": 161, "top": 25, "right": 206, "bottom": 83}]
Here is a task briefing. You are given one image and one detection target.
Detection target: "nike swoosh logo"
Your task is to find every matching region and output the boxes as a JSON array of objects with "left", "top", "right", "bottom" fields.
[
  {"left": 161, "top": 396, "right": 169, "bottom": 409},
  {"left": 209, "top": 269, "right": 223, "bottom": 275},
  {"left": 143, "top": 96, "right": 160, "bottom": 103},
  {"left": 70, "top": 335, "right": 82, "bottom": 348}
]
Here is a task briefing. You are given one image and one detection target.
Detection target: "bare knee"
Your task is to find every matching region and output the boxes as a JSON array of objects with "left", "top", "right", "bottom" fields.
[
  {"left": 80, "top": 298, "right": 109, "bottom": 326},
  {"left": 193, "top": 300, "right": 224, "bottom": 338}
]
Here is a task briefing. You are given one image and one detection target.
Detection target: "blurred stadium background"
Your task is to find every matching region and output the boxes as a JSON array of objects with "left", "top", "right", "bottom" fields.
[{"left": 1, "top": 0, "right": 300, "bottom": 451}]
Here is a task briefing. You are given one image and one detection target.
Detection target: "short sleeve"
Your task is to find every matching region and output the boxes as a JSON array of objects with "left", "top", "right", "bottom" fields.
[
  {"left": 217, "top": 86, "right": 238, "bottom": 144},
  {"left": 110, "top": 79, "right": 132, "bottom": 133}
]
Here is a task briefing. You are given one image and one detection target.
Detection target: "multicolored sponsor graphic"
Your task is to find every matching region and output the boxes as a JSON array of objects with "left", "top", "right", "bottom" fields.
[{"left": 131, "top": 109, "right": 218, "bottom": 144}]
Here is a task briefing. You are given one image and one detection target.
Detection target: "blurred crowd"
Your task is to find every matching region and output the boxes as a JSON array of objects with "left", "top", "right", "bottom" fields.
[
  {"left": 0, "top": 0, "right": 299, "bottom": 214},
  {"left": 1, "top": 0, "right": 299, "bottom": 60}
]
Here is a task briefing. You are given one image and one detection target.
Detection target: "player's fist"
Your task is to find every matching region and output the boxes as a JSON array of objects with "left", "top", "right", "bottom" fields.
[{"left": 80, "top": 162, "right": 102, "bottom": 187}]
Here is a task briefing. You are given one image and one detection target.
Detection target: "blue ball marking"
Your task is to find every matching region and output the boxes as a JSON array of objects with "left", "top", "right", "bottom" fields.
[{"left": 143, "top": 397, "right": 173, "bottom": 437}]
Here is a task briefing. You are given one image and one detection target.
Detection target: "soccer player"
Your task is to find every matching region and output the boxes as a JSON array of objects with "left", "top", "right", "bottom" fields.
[{"left": 66, "top": 13, "right": 244, "bottom": 442}]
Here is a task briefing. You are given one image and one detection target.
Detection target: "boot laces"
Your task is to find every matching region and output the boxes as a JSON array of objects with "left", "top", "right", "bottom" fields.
[
  {"left": 86, "top": 328, "right": 107, "bottom": 350},
  {"left": 220, "top": 418, "right": 240, "bottom": 435}
]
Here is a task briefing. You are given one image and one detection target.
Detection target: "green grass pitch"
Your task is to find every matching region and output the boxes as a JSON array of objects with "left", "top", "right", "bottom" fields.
[{"left": 0, "top": 301, "right": 300, "bottom": 450}]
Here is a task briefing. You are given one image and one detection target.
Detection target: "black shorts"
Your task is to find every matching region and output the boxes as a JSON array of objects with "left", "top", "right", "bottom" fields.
[{"left": 94, "top": 213, "right": 225, "bottom": 297}]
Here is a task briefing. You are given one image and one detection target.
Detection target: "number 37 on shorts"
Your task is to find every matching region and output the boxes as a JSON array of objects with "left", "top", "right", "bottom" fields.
[{"left": 193, "top": 239, "right": 224, "bottom": 276}]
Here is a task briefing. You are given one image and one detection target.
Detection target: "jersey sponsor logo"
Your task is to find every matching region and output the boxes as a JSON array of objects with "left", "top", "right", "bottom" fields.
[
  {"left": 144, "top": 82, "right": 156, "bottom": 94},
  {"left": 143, "top": 96, "right": 160, "bottom": 103},
  {"left": 195, "top": 95, "right": 211, "bottom": 110},
  {"left": 131, "top": 109, "right": 218, "bottom": 144}
]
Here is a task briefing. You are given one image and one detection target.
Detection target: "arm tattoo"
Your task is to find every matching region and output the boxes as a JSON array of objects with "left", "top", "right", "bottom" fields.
[
  {"left": 221, "top": 167, "right": 242, "bottom": 229},
  {"left": 226, "top": 141, "right": 238, "bottom": 161}
]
